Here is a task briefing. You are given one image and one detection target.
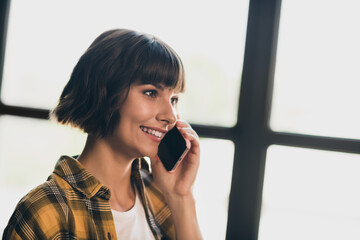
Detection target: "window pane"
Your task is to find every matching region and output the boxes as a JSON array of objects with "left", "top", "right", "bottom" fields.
[
  {"left": 270, "top": 0, "right": 360, "bottom": 139},
  {"left": 259, "top": 145, "right": 360, "bottom": 240},
  {"left": 194, "top": 138, "right": 234, "bottom": 240},
  {"left": 1, "top": 0, "right": 249, "bottom": 127},
  {"left": 0, "top": 116, "right": 234, "bottom": 239}
]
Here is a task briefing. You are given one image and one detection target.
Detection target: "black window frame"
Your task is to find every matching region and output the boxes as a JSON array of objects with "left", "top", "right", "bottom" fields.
[{"left": 1, "top": 0, "right": 359, "bottom": 239}]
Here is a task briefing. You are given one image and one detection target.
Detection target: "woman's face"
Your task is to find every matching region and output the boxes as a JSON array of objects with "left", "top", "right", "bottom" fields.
[{"left": 109, "top": 83, "right": 179, "bottom": 159}]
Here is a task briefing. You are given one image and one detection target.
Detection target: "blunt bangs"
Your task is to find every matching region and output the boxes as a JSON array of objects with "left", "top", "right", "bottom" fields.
[{"left": 134, "top": 38, "right": 185, "bottom": 92}]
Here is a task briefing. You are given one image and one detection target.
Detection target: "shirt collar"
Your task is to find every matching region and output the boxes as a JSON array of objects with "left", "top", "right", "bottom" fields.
[
  {"left": 52, "top": 155, "right": 149, "bottom": 200},
  {"left": 53, "top": 155, "right": 111, "bottom": 200}
]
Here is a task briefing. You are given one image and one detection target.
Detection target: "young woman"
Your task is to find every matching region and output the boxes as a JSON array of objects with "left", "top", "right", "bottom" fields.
[{"left": 3, "top": 29, "right": 202, "bottom": 240}]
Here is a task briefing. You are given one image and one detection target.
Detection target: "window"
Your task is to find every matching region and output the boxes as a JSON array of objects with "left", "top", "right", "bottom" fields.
[
  {"left": 259, "top": 0, "right": 360, "bottom": 239},
  {"left": 0, "top": 0, "right": 249, "bottom": 239},
  {"left": 270, "top": 0, "right": 360, "bottom": 139},
  {"left": 1, "top": 0, "right": 359, "bottom": 239}
]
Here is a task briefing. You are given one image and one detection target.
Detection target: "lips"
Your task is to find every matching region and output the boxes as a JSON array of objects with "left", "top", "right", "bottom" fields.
[{"left": 140, "top": 126, "right": 165, "bottom": 138}]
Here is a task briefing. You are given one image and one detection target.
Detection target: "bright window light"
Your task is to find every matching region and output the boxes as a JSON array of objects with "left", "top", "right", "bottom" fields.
[
  {"left": 270, "top": 0, "right": 360, "bottom": 139},
  {"left": 259, "top": 145, "right": 360, "bottom": 240}
]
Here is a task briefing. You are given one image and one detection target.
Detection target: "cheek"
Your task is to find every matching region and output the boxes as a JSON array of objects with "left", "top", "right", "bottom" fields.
[{"left": 120, "top": 101, "right": 154, "bottom": 123}]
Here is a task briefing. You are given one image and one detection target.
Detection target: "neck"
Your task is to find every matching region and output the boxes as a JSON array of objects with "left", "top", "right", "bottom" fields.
[{"left": 78, "top": 135, "right": 136, "bottom": 211}]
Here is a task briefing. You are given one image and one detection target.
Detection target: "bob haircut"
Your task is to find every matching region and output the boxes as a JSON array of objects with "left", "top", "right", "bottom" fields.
[{"left": 51, "top": 29, "right": 185, "bottom": 138}]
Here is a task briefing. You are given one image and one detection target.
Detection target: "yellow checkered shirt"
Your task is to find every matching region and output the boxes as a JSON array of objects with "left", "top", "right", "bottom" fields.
[{"left": 3, "top": 156, "right": 175, "bottom": 240}]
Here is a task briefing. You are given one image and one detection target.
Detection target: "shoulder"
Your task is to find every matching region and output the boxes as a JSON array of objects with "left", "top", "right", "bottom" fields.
[
  {"left": 16, "top": 176, "right": 70, "bottom": 218},
  {"left": 3, "top": 177, "right": 70, "bottom": 239}
]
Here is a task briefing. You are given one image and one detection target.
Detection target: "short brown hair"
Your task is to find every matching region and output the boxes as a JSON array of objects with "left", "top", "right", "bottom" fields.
[{"left": 51, "top": 29, "right": 185, "bottom": 138}]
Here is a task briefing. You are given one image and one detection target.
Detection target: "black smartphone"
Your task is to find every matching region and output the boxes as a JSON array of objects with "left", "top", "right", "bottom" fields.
[{"left": 157, "top": 126, "right": 190, "bottom": 172}]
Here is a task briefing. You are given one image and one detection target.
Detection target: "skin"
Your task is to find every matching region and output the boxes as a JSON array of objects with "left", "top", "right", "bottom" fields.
[{"left": 78, "top": 83, "right": 202, "bottom": 239}]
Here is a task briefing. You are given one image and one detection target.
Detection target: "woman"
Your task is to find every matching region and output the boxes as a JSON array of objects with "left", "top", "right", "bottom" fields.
[{"left": 3, "top": 29, "right": 202, "bottom": 240}]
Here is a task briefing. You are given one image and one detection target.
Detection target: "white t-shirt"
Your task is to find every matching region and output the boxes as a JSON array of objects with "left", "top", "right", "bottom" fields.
[{"left": 111, "top": 188, "right": 156, "bottom": 240}]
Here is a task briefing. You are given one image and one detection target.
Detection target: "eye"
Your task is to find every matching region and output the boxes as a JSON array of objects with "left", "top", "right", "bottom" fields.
[
  {"left": 171, "top": 96, "right": 179, "bottom": 106},
  {"left": 144, "top": 90, "right": 158, "bottom": 98}
]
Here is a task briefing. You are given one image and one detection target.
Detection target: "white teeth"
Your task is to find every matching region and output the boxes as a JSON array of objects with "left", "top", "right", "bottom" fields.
[{"left": 140, "top": 126, "right": 163, "bottom": 138}]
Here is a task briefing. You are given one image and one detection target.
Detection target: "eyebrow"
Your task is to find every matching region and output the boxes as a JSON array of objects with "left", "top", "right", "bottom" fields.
[
  {"left": 136, "top": 82, "right": 177, "bottom": 92},
  {"left": 153, "top": 83, "right": 164, "bottom": 90},
  {"left": 139, "top": 83, "right": 164, "bottom": 90}
]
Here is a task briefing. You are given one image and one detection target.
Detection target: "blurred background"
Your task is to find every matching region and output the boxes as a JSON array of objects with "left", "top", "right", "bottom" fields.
[{"left": 0, "top": 0, "right": 359, "bottom": 239}]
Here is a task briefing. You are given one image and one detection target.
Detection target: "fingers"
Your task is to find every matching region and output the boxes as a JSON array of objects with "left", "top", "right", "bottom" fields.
[
  {"left": 176, "top": 119, "right": 199, "bottom": 139},
  {"left": 175, "top": 119, "right": 200, "bottom": 156}
]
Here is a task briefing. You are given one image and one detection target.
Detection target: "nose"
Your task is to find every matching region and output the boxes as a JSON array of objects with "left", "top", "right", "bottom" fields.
[{"left": 156, "top": 99, "right": 177, "bottom": 126}]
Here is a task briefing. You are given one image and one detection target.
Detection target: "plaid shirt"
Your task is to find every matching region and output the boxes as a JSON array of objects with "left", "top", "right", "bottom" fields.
[{"left": 3, "top": 156, "right": 175, "bottom": 240}]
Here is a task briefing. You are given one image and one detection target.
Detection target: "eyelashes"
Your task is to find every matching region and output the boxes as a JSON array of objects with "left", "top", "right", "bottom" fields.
[
  {"left": 171, "top": 97, "right": 179, "bottom": 105},
  {"left": 143, "top": 90, "right": 157, "bottom": 97}
]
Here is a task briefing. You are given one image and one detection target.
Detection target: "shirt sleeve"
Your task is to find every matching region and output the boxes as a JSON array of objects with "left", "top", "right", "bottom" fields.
[
  {"left": 2, "top": 182, "right": 71, "bottom": 240},
  {"left": 2, "top": 223, "right": 23, "bottom": 240}
]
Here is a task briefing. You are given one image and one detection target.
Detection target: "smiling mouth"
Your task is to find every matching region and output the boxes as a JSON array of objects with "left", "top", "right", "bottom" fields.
[{"left": 140, "top": 126, "right": 165, "bottom": 138}]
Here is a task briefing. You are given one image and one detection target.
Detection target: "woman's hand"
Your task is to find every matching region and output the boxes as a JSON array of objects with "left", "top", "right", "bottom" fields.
[
  {"left": 150, "top": 118, "right": 200, "bottom": 198},
  {"left": 150, "top": 119, "right": 202, "bottom": 240}
]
